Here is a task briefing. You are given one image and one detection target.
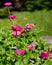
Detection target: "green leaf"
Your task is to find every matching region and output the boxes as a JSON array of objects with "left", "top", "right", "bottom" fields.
[
  {"left": 34, "top": 62, "right": 40, "bottom": 65},
  {"left": 15, "top": 62, "right": 19, "bottom": 65},
  {"left": 0, "top": 62, "right": 3, "bottom": 65},
  {"left": 42, "top": 59, "right": 52, "bottom": 65}
]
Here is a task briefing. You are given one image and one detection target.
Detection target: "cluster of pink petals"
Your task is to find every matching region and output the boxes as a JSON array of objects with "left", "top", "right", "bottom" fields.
[
  {"left": 16, "top": 25, "right": 23, "bottom": 31},
  {"left": 41, "top": 51, "right": 50, "bottom": 59},
  {"left": 12, "top": 25, "right": 23, "bottom": 31},
  {"left": 12, "top": 31, "right": 21, "bottom": 36},
  {"left": 15, "top": 49, "right": 25, "bottom": 55},
  {"left": 8, "top": 14, "right": 16, "bottom": 19},
  {"left": 4, "top": 2, "right": 12, "bottom": 7},
  {"left": 11, "top": 25, "right": 26, "bottom": 36},
  {"left": 25, "top": 23, "right": 35, "bottom": 29},
  {"left": 27, "top": 44, "right": 34, "bottom": 50},
  {"left": 12, "top": 31, "right": 16, "bottom": 36},
  {"left": 14, "top": 45, "right": 35, "bottom": 56}
]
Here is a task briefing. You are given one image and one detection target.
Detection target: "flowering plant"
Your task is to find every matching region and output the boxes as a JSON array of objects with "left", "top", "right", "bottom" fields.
[
  {"left": 3, "top": 2, "right": 12, "bottom": 16},
  {"left": 0, "top": 2, "right": 52, "bottom": 65},
  {"left": 0, "top": 22, "right": 52, "bottom": 65}
]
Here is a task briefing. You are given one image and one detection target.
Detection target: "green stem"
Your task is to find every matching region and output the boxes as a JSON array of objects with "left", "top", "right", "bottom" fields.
[
  {"left": 10, "top": 19, "right": 14, "bottom": 25},
  {"left": 8, "top": 7, "right": 10, "bottom": 15}
]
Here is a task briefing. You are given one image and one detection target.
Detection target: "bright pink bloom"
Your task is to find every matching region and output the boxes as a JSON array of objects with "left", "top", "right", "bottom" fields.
[
  {"left": 15, "top": 49, "right": 25, "bottom": 55},
  {"left": 11, "top": 25, "right": 23, "bottom": 31},
  {"left": 16, "top": 31, "right": 21, "bottom": 36},
  {"left": 25, "top": 23, "right": 34, "bottom": 29},
  {"left": 12, "top": 31, "right": 17, "bottom": 36},
  {"left": 4, "top": 2, "right": 12, "bottom": 7},
  {"left": 15, "top": 49, "right": 19, "bottom": 55},
  {"left": 41, "top": 51, "right": 50, "bottom": 59},
  {"left": 11, "top": 25, "right": 25, "bottom": 36},
  {"left": 19, "top": 49, "right": 25, "bottom": 55},
  {"left": 16, "top": 25, "right": 23, "bottom": 31},
  {"left": 27, "top": 44, "right": 34, "bottom": 50},
  {"left": 8, "top": 14, "right": 16, "bottom": 19}
]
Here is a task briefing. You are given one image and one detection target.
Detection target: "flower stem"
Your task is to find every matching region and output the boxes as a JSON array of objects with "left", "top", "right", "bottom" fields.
[
  {"left": 8, "top": 7, "right": 10, "bottom": 15},
  {"left": 10, "top": 19, "right": 14, "bottom": 25}
]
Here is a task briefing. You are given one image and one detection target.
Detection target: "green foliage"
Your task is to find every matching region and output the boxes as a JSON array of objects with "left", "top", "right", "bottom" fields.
[
  {"left": 25, "top": 0, "right": 52, "bottom": 11},
  {"left": 43, "top": 58, "right": 52, "bottom": 65},
  {"left": 0, "top": 25, "right": 52, "bottom": 65},
  {"left": 0, "top": 0, "right": 52, "bottom": 11}
]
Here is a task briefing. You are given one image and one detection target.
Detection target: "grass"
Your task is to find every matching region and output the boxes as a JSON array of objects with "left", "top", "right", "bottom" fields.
[{"left": 0, "top": 9, "right": 52, "bottom": 36}]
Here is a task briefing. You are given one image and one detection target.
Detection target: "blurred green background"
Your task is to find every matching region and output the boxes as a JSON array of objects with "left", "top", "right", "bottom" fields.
[{"left": 0, "top": 0, "right": 52, "bottom": 11}]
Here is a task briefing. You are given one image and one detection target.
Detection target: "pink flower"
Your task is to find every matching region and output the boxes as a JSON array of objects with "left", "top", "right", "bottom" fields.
[
  {"left": 15, "top": 49, "right": 25, "bottom": 55},
  {"left": 16, "top": 25, "right": 23, "bottom": 31},
  {"left": 12, "top": 31, "right": 17, "bottom": 36},
  {"left": 11, "top": 25, "right": 25, "bottom": 36},
  {"left": 19, "top": 49, "right": 25, "bottom": 55},
  {"left": 12, "top": 31, "right": 21, "bottom": 36},
  {"left": 15, "top": 49, "right": 19, "bottom": 55},
  {"left": 4, "top": 2, "right": 12, "bottom": 7},
  {"left": 27, "top": 44, "right": 34, "bottom": 50},
  {"left": 41, "top": 51, "right": 50, "bottom": 59},
  {"left": 25, "top": 23, "right": 35, "bottom": 29},
  {"left": 16, "top": 31, "right": 21, "bottom": 36},
  {"left": 11, "top": 25, "right": 23, "bottom": 31},
  {"left": 8, "top": 14, "right": 16, "bottom": 19}
]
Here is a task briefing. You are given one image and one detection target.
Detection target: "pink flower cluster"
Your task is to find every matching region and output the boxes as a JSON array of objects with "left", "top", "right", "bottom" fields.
[
  {"left": 15, "top": 49, "right": 25, "bottom": 55},
  {"left": 14, "top": 44, "right": 50, "bottom": 59},
  {"left": 8, "top": 14, "right": 16, "bottom": 19},
  {"left": 11, "top": 23, "right": 35, "bottom": 36},
  {"left": 11, "top": 25, "right": 26, "bottom": 36},
  {"left": 12, "top": 31, "right": 21, "bottom": 36},
  {"left": 41, "top": 51, "right": 50, "bottom": 59},
  {"left": 15, "top": 44, "right": 34, "bottom": 55},
  {"left": 12, "top": 25, "right": 23, "bottom": 31},
  {"left": 14, "top": 45, "right": 50, "bottom": 59},
  {"left": 25, "top": 23, "right": 35, "bottom": 29},
  {"left": 4, "top": 2, "right": 12, "bottom": 7}
]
